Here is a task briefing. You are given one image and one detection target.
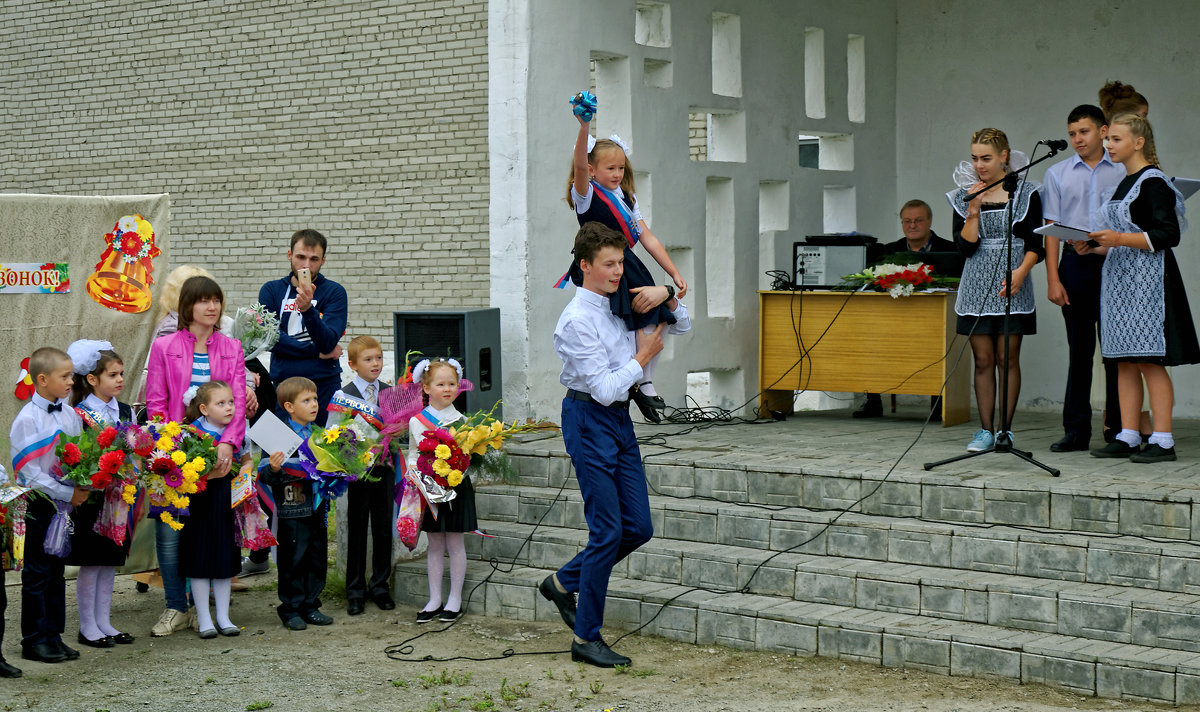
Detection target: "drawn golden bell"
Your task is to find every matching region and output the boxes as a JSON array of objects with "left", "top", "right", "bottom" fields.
[
  {"left": 86, "top": 251, "right": 153, "bottom": 313},
  {"left": 86, "top": 215, "right": 159, "bottom": 314}
]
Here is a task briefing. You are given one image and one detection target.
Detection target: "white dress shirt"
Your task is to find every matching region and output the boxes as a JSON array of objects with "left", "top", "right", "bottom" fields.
[
  {"left": 352, "top": 375, "right": 380, "bottom": 405},
  {"left": 9, "top": 392, "right": 83, "bottom": 501},
  {"left": 554, "top": 288, "right": 691, "bottom": 406},
  {"left": 81, "top": 393, "right": 121, "bottom": 425},
  {"left": 405, "top": 404, "right": 464, "bottom": 470},
  {"left": 1042, "top": 151, "right": 1126, "bottom": 230}
]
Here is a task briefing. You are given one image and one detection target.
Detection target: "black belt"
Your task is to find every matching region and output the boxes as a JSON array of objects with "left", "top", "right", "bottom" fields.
[{"left": 566, "top": 389, "right": 629, "bottom": 410}]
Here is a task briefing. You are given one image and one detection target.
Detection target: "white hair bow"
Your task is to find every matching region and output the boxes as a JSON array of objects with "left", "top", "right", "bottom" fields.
[
  {"left": 67, "top": 339, "right": 114, "bottom": 375},
  {"left": 412, "top": 358, "right": 464, "bottom": 383},
  {"left": 586, "top": 133, "right": 632, "bottom": 157}
]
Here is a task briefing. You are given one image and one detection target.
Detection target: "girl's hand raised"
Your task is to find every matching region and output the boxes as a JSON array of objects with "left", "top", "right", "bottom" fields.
[{"left": 672, "top": 274, "right": 688, "bottom": 299}]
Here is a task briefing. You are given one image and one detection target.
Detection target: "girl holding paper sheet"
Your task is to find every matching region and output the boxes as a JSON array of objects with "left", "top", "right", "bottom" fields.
[{"left": 1079, "top": 114, "right": 1200, "bottom": 463}]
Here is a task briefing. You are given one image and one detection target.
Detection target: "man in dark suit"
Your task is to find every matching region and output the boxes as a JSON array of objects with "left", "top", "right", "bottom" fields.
[{"left": 854, "top": 200, "right": 962, "bottom": 419}]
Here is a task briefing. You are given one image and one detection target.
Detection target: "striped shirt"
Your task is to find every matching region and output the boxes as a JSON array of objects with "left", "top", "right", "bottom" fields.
[{"left": 190, "top": 352, "right": 211, "bottom": 388}]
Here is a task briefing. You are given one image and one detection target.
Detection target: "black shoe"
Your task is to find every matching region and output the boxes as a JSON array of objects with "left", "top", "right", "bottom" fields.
[
  {"left": 1131, "top": 443, "right": 1177, "bottom": 463},
  {"left": 439, "top": 608, "right": 463, "bottom": 623},
  {"left": 1091, "top": 440, "right": 1139, "bottom": 458},
  {"left": 135, "top": 582, "right": 150, "bottom": 593},
  {"left": 282, "top": 616, "right": 308, "bottom": 631},
  {"left": 372, "top": 594, "right": 396, "bottom": 611},
  {"left": 630, "top": 387, "right": 662, "bottom": 424},
  {"left": 635, "top": 384, "right": 666, "bottom": 410},
  {"left": 571, "top": 638, "right": 630, "bottom": 668},
  {"left": 302, "top": 610, "right": 333, "bottom": 626},
  {"left": 853, "top": 393, "right": 883, "bottom": 419},
  {"left": 76, "top": 632, "right": 113, "bottom": 649},
  {"left": 21, "top": 643, "right": 65, "bottom": 664},
  {"left": 0, "top": 659, "right": 21, "bottom": 678},
  {"left": 110, "top": 632, "right": 135, "bottom": 645},
  {"left": 1051, "top": 434, "right": 1090, "bottom": 453},
  {"left": 347, "top": 599, "right": 365, "bottom": 616},
  {"left": 538, "top": 575, "right": 576, "bottom": 630},
  {"left": 55, "top": 641, "right": 79, "bottom": 661},
  {"left": 416, "top": 607, "right": 443, "bottom": 624}
]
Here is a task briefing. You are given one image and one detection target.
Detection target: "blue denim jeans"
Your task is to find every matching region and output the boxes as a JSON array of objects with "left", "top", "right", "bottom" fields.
[{"left": 155, "top": 518, "right": 189, "bottom": 612}]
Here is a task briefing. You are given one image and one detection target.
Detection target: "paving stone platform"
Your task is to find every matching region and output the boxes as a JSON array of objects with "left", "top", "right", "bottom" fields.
[{"left": 394, "top": 407, "right": 1200, "bottom": 705}]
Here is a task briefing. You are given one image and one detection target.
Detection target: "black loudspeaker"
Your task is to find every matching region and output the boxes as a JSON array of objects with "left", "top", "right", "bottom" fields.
[{"left": 392, "top": 308, "right": 502, "bottom": 417}]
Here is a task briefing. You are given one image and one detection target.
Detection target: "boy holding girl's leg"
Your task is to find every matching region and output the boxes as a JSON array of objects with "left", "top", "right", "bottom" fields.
[
  {"left": 9, "top": 348, "right": 89, "bottom": 665},
  {"left": 328, "top": 336, "right": 395, "bottom": 615},
  {"left": 260, "top": 377, "right": 332, "bottom": 630}
]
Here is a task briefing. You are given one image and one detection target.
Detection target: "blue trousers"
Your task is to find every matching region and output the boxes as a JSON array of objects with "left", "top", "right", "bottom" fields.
[
  {"left": 155, "top": 518, "right": 189, "bottom": 612},
  {"left": 554, "top": 397, "right": 652, "bottom": 642}
]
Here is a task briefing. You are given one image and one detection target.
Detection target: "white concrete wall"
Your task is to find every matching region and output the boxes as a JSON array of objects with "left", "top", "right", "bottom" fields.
[
  {"left": 897, "top": 0, "right": 1200, "bottom": 416},
  {"left": 496, "top": 0, "right": 898, "bottom": 418}
]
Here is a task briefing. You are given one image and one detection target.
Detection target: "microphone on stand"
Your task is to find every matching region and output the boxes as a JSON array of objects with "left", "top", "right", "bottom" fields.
[{"left": 1039, "top": 139, "right": 1069, "bottom": 152}]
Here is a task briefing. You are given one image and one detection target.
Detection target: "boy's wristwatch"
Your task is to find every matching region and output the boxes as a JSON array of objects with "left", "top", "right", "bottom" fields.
[{"left": 664, "top": 285, "right": 676, "bottom": 301}]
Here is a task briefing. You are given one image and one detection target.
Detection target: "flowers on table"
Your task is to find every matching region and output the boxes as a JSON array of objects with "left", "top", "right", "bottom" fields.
[
  {"left": 298, "top": 418, "right": 381, "bottom": 501},
  {"left": 840, "top": 262, "right": 957, "bottom": 298}
]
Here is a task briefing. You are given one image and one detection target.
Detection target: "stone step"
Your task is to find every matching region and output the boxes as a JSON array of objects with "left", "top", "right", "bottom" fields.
[
  {"left": 390, "top": 557, "right": 1200, "bottom": 705},
  {"left": 506, "top": 437, "right": 1200, "bottom": 543},
  {"left": 473, "top": 483, "right": 1200, "bottom": 595},
  {"left": 465, "top": 520, "right": 1200, "bottom": 654}
]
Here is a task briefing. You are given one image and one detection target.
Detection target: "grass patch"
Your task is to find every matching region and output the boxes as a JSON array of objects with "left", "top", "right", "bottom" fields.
[{"left": 245, "top": 702, "right": 273, "bottom": 711}]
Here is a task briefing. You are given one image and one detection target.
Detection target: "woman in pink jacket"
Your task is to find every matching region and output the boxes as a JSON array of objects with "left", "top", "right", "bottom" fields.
[{"left": 144, "top": 275, "right": 246, "bottom": 636}]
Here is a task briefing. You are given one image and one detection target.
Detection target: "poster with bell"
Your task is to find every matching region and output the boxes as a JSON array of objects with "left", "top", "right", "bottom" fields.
[{"left": 0, "top": 194, "right": 170, "bottom": 435}]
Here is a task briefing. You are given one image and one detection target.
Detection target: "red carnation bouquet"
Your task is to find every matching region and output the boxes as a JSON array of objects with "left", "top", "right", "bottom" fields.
[{"left": 54, "top": 422, "right": 142, "bottom": 545}]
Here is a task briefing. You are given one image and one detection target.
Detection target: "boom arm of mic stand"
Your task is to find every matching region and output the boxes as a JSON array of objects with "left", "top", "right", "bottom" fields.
[{"left": 964, "top": 145, "right": 1063, "bottom": 202}]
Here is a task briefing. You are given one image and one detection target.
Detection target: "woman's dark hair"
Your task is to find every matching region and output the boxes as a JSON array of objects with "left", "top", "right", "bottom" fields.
[
  {"left": 70, "top": 350, "right": 124, "bottom": 406},
  {"left": 176, "top": 276, "right": 225, "bottom": 333}
]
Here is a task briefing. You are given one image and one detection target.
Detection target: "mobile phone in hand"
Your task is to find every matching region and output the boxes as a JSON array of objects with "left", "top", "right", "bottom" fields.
[{"left": 297, "top": 267, "right": 312, "bottom": 290}]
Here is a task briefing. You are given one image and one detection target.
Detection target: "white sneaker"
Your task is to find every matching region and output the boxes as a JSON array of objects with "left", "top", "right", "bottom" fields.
[{"left": 151, "top": 608, "right": 190, "bottom": 637}]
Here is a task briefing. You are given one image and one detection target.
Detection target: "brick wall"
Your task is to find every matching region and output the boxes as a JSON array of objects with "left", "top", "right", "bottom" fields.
[{"left": 0, "top": 0, "right": 489, "bottom": 352}]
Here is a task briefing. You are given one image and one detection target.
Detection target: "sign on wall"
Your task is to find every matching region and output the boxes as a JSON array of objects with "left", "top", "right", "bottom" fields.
[{"left": 0, "top": 263, "right": 69, "bottom": 294}]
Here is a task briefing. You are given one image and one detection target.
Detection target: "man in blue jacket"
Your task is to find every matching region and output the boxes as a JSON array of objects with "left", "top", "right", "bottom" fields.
[{"left": 258, "top": 229, "right": 348, "bottom": 423}]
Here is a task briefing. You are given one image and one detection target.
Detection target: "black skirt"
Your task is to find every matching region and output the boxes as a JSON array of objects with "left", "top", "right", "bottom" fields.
[
  {"left": 957, "top": 312, "right": 1037, "bottom": 336},
  {"left": 567, "top": 246, "right": 677, "bottom": 331},
  {"left": 178, "top": 475, "right": 240, "bottom": 579},
  {"left": 64, "top": 493, "right": 131, "bottom": 567},
  {"left": 421, "top": 476, "right": 477, "bottom": 534}
]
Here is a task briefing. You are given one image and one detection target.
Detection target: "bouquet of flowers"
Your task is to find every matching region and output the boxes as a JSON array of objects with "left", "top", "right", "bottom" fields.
[
  {"left": 139, "top": 420, "right": 217, "bottom": 531},
  {"left": 0, "top": 482, "right": 30, "bottom": 571},
  {"left": 231, "top": 458, "right": 278, "bottom": 551},
  {"left": 839, "top": 262, "right": 957, "bottom": 298},
  {"left": 298, "top": 419, "right": 381, "bottom": 501},
  {"left": 449, "top": 408, "right": 560, "bottom": 482},
  {"left": 55, "top": 423, "right": 142, "bottom": 546},
  {"left": 415, "top": 428, "right": 472, "bottom": 493},
  {"left": 230, "top": 303, "right": 280, "bottom": 361}
]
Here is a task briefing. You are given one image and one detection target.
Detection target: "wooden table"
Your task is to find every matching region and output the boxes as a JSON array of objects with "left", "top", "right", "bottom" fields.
[{"left": 758, "top": 290, "right": 970, "bottom": 426}]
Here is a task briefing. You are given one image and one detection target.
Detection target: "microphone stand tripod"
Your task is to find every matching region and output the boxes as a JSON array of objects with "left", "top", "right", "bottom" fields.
[{"left": 925, "top": 144, "right": 1062, "bottom": 476}]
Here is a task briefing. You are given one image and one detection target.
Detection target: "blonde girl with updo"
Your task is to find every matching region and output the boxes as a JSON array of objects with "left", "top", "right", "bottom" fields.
[
  {"left": 1077, "top": 114, "right": 1199, "bottom": 463},
  {"left": 946, "top": 127, "right": 1044, "bottom": 453}
]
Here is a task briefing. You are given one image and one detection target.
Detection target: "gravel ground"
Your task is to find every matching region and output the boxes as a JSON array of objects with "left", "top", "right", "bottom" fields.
[{"left": 0, "top": 572, "right": 1191, "bottom": 712}]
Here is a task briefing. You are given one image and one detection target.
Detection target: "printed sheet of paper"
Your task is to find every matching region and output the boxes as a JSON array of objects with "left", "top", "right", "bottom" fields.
[
  {"left": 246, "top": 410, "right": 304, "bottom": 459},
  {"left": 1033, "top": 223, "right": 1092, "bottom": 242}
]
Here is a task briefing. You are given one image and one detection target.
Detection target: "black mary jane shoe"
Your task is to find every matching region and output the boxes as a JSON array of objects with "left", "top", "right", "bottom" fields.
[
  {"left": 416, "top": 607, "right": 443, "bottom": 624},
  {"left": 438, "top": 608, "right": 463, "bottom": 623},
  {"left": 1090, "top": 440, "right": 1139, "bottom": 459},
  {"left": 630, "top": 386, "right": 662, "bottom": 424},
  {"left": 110, "top": 632, "right": 135, "bottom": 645},
  {"left": 1131, "top": 443, "right": 1177, "bottom": 463},
  {"left": 571, "top": 638, "right": 631, "bottom": 668},
  {"left": 76, "top": 632, "right": 114, "bottom": 649}
]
